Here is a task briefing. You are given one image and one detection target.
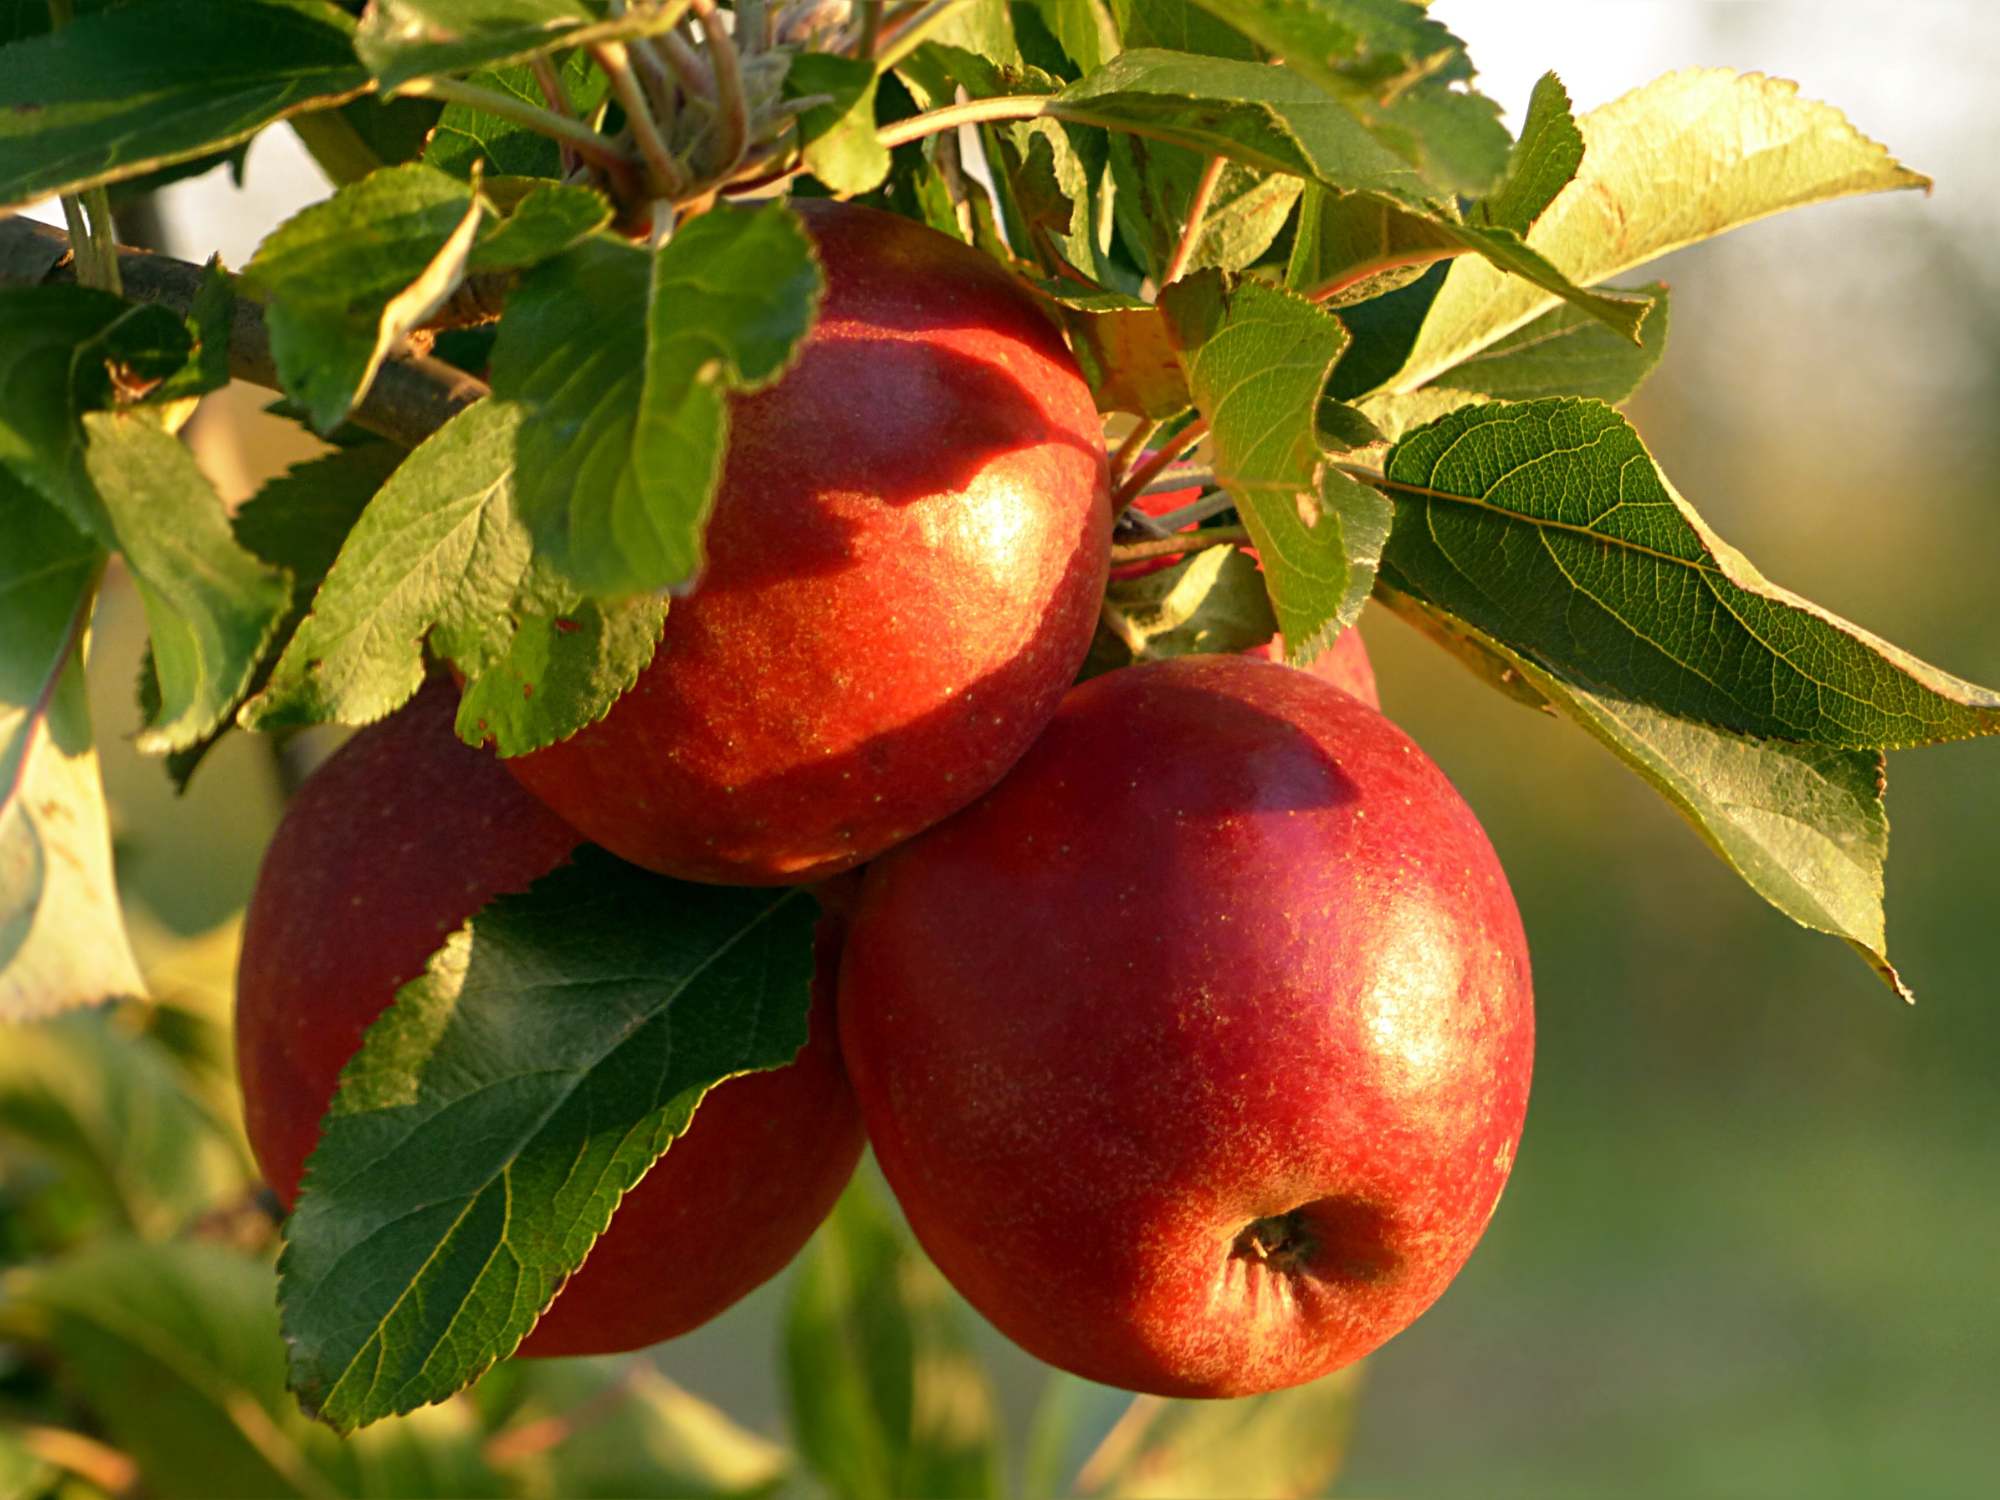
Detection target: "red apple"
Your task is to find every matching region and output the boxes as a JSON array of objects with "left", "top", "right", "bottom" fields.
[
  {"left": 837, "top": 655, "right": 1532, "bottom": 1397},
  {"left": 1114, "top": 476, "right": 1379, "bottom": 707},
  {"left": 498, "top": 200, "right": 1111, "bottom": 886},
  {"left": 235, "top": 681, "right": 863, "bottom": 1357}
]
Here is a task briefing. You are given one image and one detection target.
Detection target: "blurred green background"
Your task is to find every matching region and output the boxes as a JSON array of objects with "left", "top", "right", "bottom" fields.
[{"left": 19, "top": 4, "right": 1999, "bottom": 1496}]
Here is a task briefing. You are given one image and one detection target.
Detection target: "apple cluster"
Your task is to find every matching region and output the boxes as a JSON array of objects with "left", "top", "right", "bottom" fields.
[{"left": 235, "top": 204, "right": 1533, "bottom": 1399}]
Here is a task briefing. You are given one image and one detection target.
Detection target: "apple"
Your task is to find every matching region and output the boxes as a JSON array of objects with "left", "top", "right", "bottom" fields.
[
  {"left": 1114, "top": 476, "right": 1379, "bottom": 707},
  {"left": 837, "top": 654, "right": 1532, "bottom": 1397},
  {"left": 235, "top": 681, "right": 864, "bottom": 1357},
  {"left": 497, "top": 199, "right": 1111, "bottom": 886}
]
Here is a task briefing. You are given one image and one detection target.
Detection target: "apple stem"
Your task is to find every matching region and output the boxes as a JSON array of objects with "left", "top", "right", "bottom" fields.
[
  {"left": 1144, "top": 485, "right": 1236, "bottom": 535},
  {"left": 627, "top": 35, "right": 683, "bottom": 138},
  {"left": 690, "top": 0, "right": 752, "bottom": 181},
  {"left": 1159, "top": 154, "right": 1225, "bottom": 290},
  {"left": 653, "top": 26, "right": 716, "bottom": 101},
  {"left": 1108, "top": 524, "right": 1250, "bottom": 566},
  {"left": 1112, "top": 419, "right": 1208, "bottom": 511},
  {"left": 1107, "top": 418, "right": 1161, "bottom": 489},
  {"left": 1233, "top": 1211, "right": 1318, "bottom": 1275},
  {"left": 594, "top": 42, "right": 694, "bottom": 200}
]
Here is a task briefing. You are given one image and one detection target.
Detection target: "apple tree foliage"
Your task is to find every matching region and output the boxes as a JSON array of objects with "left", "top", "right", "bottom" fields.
[{"left": 0, "top": 0, "right": 1992, "bottom": 1489}]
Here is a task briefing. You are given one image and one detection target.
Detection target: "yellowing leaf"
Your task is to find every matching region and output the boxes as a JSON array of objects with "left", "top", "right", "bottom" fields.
[{"left": 1388, "top": 69, "right": 1930, "bottom": 392}]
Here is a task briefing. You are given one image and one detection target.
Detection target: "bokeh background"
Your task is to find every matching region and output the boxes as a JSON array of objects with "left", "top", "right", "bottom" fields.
[{"left": 16, "top": 4, "right": 1998, "bottom": 1496}]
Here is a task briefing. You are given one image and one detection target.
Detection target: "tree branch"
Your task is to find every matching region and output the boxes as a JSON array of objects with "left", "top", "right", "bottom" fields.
[{"left": 0, "top": 216, "right": 488, "bottom": 450}]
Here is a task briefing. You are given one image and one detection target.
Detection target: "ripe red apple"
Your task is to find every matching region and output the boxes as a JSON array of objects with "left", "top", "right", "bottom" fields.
[
  {"left": 235, "top": 681, "right": 864, "bottom": 1357},
  {"left": 1114, "top": 476, "right": 1379, "bottom": 707},
  {"left": 497, "top": 199, "right": 1111, "bottom": 886},
  {"left": 837, "top": 654, "right": 1532, "bottom": 1397}
]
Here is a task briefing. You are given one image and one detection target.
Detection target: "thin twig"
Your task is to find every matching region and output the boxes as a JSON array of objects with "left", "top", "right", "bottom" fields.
[
  {"left": 1306, "top": 246, "right": 1467, "bottom": 303},
  {"left": 1107, "top": 523, "right": 1250, "bottom": 566},
  {"left": 399, "top": 75, "right": 634, "bottom": 170},
  {"left": 855, "top": 0, "right": 881, "bottom": 58},
  {"left": 875, "top": 93, "right": 1058, "bottom": 149},
  {"left": 529, "top": 55, "right": 581, "bottom": 177},
  {"left": 1159, "top": 154, "right": 1224, "bottom": 290},
  {"left": 16, "top": 1426, "right": 139, "bottom": 1499}
]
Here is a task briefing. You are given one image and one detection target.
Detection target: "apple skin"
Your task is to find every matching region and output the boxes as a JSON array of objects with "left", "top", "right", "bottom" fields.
[
  {"left": 1115, "top": 479, "right": 1379, "bottom": 707},
  {"left": 837, "top": 654, "right": 1532, "bottom": 1397},
  {"left": 235, "top": 681, "right": 864, "bottom": 1357},
  {"left": 498, "top": 199, "right": 1111, "bottom": 886}
]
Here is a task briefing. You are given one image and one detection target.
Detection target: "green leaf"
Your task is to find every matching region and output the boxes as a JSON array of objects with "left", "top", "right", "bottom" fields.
[
  {"left": 0, "top": 286, "right": 287, "bottom": 759},
  {"left": 0, "top": 1239, "right": 503, "bottom": 1500},
  {"left": 1378, "top": 399, "right": 2000, "bottom": 748},
  {"left": 0, "top": 284, "right": 144, "bottom": 518},
  {"left": 481, "top": 1359, "right": 789, "bottom": 1499},
  {"left": 1388, "top": 68, "right": 1932, "bottom": 392},
  {"left": 358, "top": 0, "right": 671, "bottom": 91},
  {"left": 0, "top": 489, "right": 141, "bottom": 1022},
  {"left": 79, "top": 413, "right": 292, "bottom": 752},
  {"left": 1025, "top": 0, "right": 1119, "bottom": 75},
  {"left": 1476, "top": 71, "right": 1584, "bottom": 234},
  {"left": 241, "top": 172, "right": 607, "bottom": 436},
  {"left": 0, "top": 1428, "right": 53, "bottom": 1500},
  {"left": 0, "top": 0, "right": 370, "bottom": 211},
  {"left": 242, "top": 164, "right": 486, "bottom": 434},
  {"left": 1070, "top": 1367, "right": 1364, "bottom": 1498},
  {"left": 788, "top": 52, "right": 893, "bottom": 197},
  {"left": 498, "top": 205, "right": 823, "bottom": 597},
  {"left": 1159, "top": 271, "right": 1391, "bottom": 661},
  {"left": 280, "top": 850, "right": 819, "bottom": 1430},
  {"left": 1352, "top": 382, "right": 1483, "bottom": 443},
  {"left": 1083, "top": 545, "right": 1278, "bottom": 679},
  {"left": 423, "top": 53, "right": 609, "bottom": 180},
  {"left": 452, "top": 594, "right": 665, "bottom": 751},
  {"left": 1188, "top": 0, "right": 1512, "bottom": 197},
  {"left": 153, "top": 259, "right": 238, "bottom": 408},
  {"left": 1285, "top": 182, "right": 1453, "bottom": 306},
  {"left": 0, "top": 1004, "right": 244, "bottom": 1241},
  {"left": 1285, "top": 188, "right": 1649, "bottom": 345},
  {"left": 1110, "top": 137, "right": 1302, "bottom": 281},
  {"left": 785, "top": 1179, "right": 1004, "bottom": 1500},
  {"left": 1056, "top": 49, "right": 1432, "bottom": 202},
  {"left": 244, "top": 400, "right": 663, "bottom": 755},
  {"left": 292, "top": 93, "right": 446, "bottom": 184},
  {"left": 139, "top": 442, "right": 405, "bottom": 793},
  {"left": 990, "top": 116, "right": 1122, "bottom": 285},
  {"left": 0, "top": 0, "right": 124, "bottom": 47},
  {"left": 235, "top": 446, "right": 409, "bottom": 603},
  {"left": 1323, "top": 256, "right": 1443, "bottom": 399},
  {"left": 1377, "top": 586, "right": 1912, "bottom": 1002},
  {"left": 470, "top": 183, "right": 614, "bottom": 271},
  {"left": 1434, "top": 283, "right": 1669, "bottom": 403},
  {"left": 1107, "top": 0, "right": 1255, "bottom": 58}
]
